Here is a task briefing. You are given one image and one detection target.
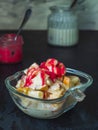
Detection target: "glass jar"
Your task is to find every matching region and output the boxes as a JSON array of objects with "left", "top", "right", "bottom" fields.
[
  {"left": 0, "top": 34, "right": 24, "bottom": 64},
  {"left": 47, "top": 5, "right": 79, "bottom": 47}
]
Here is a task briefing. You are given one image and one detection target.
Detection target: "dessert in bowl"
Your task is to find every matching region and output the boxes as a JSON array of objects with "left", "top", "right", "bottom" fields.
[{"left": 5, "top": 58, "right": 93, "bottom": 119}]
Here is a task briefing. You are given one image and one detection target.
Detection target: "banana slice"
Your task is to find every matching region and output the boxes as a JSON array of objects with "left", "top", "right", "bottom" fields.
[
  {"left": 69, "top": 76, "right": 80, "bottom": 87},
  {"left": 27, "top": 90, "right": 44, "bottom": 99},
  {"left": 48, "top": 87, "right": 65, "bottom": 99}
]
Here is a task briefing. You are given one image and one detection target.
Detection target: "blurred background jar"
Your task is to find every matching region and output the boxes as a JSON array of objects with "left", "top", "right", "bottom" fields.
[
  {"left": 0, "top": 34, "right": 24, "bottom": 64},
  {"left": 47, "top": 4, "right": 79, "bottom": 47}
]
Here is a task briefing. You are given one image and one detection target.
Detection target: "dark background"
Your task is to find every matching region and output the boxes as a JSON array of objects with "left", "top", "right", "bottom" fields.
[{"left": 0, "top": 30, "right": 98, "bottom": 130}]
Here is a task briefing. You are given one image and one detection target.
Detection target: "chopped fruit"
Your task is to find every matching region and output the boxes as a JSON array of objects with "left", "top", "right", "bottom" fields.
[
  {"left": 63, "top": 76, "right": 70, "bottom": 90},
  {"left": 28, "top": 90, "right": 44, "bottom": 99},
  {"left": 48, "top": 87, "right": 65, "bottom": 99},
  {"left": 48, "top": 83, "right": 61, "bottom": 92},
  {"left": 46, "top": 78, "right": 53, "bottom": 86},
  {"left": 69, "top": 76, "right": 80, "bottom": 87},
  {"left": 17, "top": 87, "right": 29, "bottom": 94},
  {"left": 16, "top": 58, "right": 80, "bottom": 100}
]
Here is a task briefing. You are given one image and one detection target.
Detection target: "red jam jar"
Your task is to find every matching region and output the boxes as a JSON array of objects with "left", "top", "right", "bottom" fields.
[{"left": 0, "top": 34, "right": 24, "bottom": 64}]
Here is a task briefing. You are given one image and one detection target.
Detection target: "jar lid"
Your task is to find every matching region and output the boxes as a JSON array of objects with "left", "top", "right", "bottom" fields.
[{"left": 50, "top": 4, "right": 70, "bottom": 12}]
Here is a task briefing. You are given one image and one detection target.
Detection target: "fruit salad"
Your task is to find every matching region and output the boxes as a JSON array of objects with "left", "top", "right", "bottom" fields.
[
  {"left": 16, "top": 58, "right": 80, "bottom": 100},
  {"left": 14, "top": 58, "right": 82, "bottom": 118}
]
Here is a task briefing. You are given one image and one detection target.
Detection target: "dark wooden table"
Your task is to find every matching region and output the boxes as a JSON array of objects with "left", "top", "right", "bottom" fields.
[{"left": 0, "top": 30, "right": 98, "bottom": 130}]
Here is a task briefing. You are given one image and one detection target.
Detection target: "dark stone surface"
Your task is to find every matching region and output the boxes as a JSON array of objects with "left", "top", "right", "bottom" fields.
[{"left": 0, "top": 30, "right": 98, "bottom": 130}]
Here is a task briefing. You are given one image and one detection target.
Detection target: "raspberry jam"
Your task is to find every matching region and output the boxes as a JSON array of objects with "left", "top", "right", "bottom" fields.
[{"left": 0, "top": 34, "right": 24, "bottom": 64}]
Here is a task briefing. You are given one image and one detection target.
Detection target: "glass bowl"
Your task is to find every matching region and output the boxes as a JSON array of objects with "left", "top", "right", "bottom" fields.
[{"left": 5, "top": 68, "right": 93, "bottom": 119}]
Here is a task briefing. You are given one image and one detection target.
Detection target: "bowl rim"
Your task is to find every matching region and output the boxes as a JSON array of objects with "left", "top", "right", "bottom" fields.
[{"left": 5, "top": 68, "right": 93, "bottom": 103}]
